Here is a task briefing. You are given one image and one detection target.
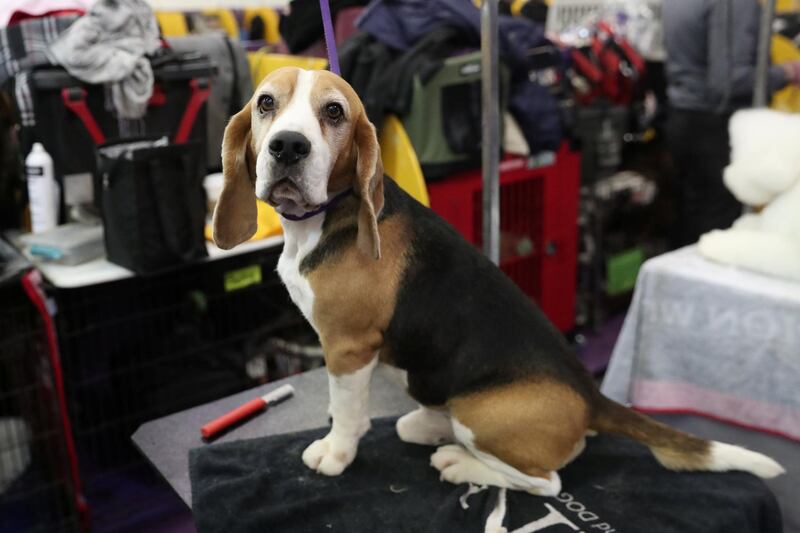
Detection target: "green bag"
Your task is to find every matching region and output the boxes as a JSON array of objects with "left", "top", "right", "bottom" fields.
[{"left": 401, "top": 52, "right": 509, "bottom": 181}]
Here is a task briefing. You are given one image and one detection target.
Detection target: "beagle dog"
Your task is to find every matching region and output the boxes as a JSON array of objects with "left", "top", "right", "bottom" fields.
[{"left": 213, "top": 67, "right": 783, "bottom": 495}]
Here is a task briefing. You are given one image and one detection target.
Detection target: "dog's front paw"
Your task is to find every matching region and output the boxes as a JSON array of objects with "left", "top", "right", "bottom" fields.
[{"left": 302, "top": 435, "right": 357, "bottom": 476}]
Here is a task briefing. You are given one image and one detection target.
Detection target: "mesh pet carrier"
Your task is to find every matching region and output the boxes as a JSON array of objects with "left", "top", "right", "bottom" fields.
[{"left": 401, "top": 52, "right": 509, "bottom": 180}]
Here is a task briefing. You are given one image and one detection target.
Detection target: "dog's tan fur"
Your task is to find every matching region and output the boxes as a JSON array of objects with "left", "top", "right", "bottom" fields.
[
  {"left": 308, "top": 213, "right": 410, "bottom": 375},
  {"left": 213, "top": 103, "right": 258, "bottom": 249},
  {"left": 451, "top": 380, "right": 590, "bottom": 478}
]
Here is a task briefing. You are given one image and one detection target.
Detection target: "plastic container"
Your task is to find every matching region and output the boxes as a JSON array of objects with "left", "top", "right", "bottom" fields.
[
  {"left": 25, "top": 143, "right": 59, "bottom": 233},
  {"left": 20, "top": 223, "right": 104, "bottom": 266}
]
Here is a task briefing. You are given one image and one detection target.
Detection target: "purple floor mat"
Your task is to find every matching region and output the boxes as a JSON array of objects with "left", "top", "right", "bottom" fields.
[{"left": 577, "top": 313, "right": 626, "bottom": 375}]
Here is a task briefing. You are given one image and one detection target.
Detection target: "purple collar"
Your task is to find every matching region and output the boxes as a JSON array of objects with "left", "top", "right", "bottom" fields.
[{"left": 280, "top": 188, "right": 353, "bottom": 222}]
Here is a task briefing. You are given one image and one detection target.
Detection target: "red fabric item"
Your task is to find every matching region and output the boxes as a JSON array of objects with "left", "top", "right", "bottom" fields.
[
  {"left": 334, "top": 6, "right": 364, "bottom": 45},
  {"left": 148, "top": 83, "right": 167, "bottom": 106},
  {"left": 8, "top": 8, "right": 84, "bottom": 25}
]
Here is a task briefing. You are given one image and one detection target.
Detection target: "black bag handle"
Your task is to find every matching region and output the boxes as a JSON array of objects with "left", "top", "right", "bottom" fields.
[{"left": 222, "top": 35, "right": 242, "bottom": 117}]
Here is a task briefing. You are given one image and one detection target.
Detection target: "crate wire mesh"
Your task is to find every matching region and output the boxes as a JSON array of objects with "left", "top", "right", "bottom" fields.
[
  {"left": 472, "top": 173, "right": 545, "bottom": 300},
  {"left": 53, "top": 246, "right": 303, "bottom": 532},
  {"left": 0, "top": 270, "right": 83, "bottom": 533},
  {"left": 427, "top": 145, "right": 581, "bottom": 332},
  {"left": 2, "top": 244, "right": 309, "bottom": 532}
]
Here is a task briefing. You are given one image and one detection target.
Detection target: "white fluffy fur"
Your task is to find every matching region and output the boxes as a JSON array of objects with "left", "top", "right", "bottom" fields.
[
  {"left": 396, "top": 406, "right": 455, "bottom": 446},
  {"left": 302, "top": 356, "right": 378, "bottom": 476},
  {"left": 707, "top": 442, "right": 785, "bottom": 479},
  {"left": 276, "top": 215, "right": 325, "bottom": 330},
  {"left": 276, "top": 199, "right": 376, "bottom": 478},
  {"left": 699, "top": 109, "right": 800, "bottom": 280},
  {"left": 430, "top": 419, "right": 563, "bottom": 496}
]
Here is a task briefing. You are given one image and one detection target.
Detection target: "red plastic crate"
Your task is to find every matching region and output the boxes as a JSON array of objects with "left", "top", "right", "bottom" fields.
[{"left": 427, "top": 144, "right": 580, "bottom": 331}]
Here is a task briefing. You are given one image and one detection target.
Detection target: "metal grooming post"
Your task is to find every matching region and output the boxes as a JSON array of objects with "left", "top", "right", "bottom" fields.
[
  {"left": 481, "top": 0, "right": 500, "bottom": 265},
  {"left": 753, "top": 0, "right": 777, "bottom": 107}
]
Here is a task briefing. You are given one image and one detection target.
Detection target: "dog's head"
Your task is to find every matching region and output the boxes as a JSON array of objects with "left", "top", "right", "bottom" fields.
[{"left": 212, "top": 67, "right": 384, "bottom": 259}]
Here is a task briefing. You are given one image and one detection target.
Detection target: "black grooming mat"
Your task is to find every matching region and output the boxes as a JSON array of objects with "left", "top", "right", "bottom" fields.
[{"left": 189, "top": 418, "right": 782, "bottom": 533}]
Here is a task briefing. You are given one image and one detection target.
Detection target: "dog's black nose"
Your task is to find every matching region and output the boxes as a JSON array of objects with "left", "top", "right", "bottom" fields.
[{"left": 269, "top": 131, "right": 311, "bottom": 165}]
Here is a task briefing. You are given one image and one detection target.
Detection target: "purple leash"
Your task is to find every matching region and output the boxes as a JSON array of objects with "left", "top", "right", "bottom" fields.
[{"left": 319, "top": 0, "right": 341, "bottom": 75}]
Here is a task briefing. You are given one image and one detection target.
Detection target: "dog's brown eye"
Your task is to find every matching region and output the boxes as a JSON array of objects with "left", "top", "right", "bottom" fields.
[
  {"left": 325, "top": 102, "right": 343, "bottom": 121},
  {"left": 258, "top": 94, "right": 275, "bottom": 114}
]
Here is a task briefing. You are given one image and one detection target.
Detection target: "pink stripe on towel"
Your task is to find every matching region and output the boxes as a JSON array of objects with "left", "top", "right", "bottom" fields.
[{"left": 631, "top": 379, "right": 800, "bottom": 442}]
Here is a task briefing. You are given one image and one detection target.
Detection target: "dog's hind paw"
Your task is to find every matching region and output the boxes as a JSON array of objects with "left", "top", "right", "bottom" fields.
[{"left": 431, "top": 445, "right": 507, "bottom": 487}]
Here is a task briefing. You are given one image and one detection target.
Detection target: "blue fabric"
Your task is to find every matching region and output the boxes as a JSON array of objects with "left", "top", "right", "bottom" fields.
[
  {"left": 358, "top": 0, "right": 548, "bottom": 65},
  {"left": 358, "top": 0, "right": 562, "bottom": 153},
  {"left": 357, "top": 0, "right": 476, "bottom": 51}
]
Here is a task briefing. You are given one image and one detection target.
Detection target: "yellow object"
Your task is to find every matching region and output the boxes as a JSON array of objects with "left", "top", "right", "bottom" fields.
[
  {"left": 248, "top": 52, "right": 328, "bottom": 86},
  {"left": 776, "top": 0, "right": 800, "bottom": 13},
  {"left": 379, "top": 115, "right": 430, "bottom": 207},
  {"left": 243, "top": 8, "right": 281, "bottom": 44},
  {"left": 253, "top": 200, "right": 283, "bottom": 240},
  {"left": 772, "top": 35, "right": 800, "bottom": 113},
  {"left": 155, "top": 12, "right": 189, "bottom": 37},
  {"left": 201, "top": 9, "right": 240, "bottom": 38},
  {"left": 224, "top": 265, "right": 263, "bottom": 292},
  {"left": 206, "top": 200, "right": 282, "bottom": 243},
  {"left": 476, "top": 0, "right": 543, "bottom": 15},
  {"left": 511, "top": 0, "right": 529, "bottom": 16}
]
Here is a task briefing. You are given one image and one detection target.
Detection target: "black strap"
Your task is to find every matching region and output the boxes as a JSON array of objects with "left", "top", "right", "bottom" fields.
[{"left": 222, "top": 35, "right": 242, "bottom": 117}]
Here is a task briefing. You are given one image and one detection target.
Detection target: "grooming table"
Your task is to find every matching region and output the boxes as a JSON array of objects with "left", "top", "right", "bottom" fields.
[
  {"left": 602, "top": 245, "right": 800, "bottom": 532},
  {"left": 132, "top": 366, "right": 415, "bottom": 506},
  {"left": 134, "top": 366, "right": 782, "bottom": 533}
]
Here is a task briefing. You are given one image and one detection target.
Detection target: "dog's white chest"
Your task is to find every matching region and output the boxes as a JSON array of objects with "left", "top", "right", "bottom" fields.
[{"left": 277, "top": 216, "right": 325, "bottom": 330}]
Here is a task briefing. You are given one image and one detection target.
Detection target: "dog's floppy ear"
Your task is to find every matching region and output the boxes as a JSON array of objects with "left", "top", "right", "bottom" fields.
[
  {"left": 213, "top": 102, "right": 257, "bottom": 250},
  {"left": 353, "top": 111, "right": 384, "bottom": 260}
]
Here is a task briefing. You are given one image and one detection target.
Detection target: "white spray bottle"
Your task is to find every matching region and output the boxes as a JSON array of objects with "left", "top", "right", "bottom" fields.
[{"left": 26, "top": 142, "right": 59, "bottom": 233}]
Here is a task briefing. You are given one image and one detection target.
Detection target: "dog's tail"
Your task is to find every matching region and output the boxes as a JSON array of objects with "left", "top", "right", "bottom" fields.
[{"left": 590, "top": 395, "right": 784, "bottom": 479}]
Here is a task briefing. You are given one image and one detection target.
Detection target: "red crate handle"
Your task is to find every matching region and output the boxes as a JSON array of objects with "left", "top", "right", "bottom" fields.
[
  {"left": 21, "top": 270, "right": 91, "bottom": 531},
  {"left": 148, "top": 83, "right": 167, "bottom": 106},
  {"left": 61, "top": 87, "right": 106, "bottom": 145},
  {"left": 174, "top": 78, "right": 210, "bottom": 144}
]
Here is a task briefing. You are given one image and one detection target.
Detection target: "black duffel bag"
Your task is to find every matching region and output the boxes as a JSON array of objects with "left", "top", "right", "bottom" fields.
[{"left": 97, "top": 137, "right": 208, "bottom": 274}]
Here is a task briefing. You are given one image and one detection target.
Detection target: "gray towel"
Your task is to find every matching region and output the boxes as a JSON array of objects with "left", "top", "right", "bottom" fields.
[{"left": 47, "top": 0, "right": 160, "bottom": 119}]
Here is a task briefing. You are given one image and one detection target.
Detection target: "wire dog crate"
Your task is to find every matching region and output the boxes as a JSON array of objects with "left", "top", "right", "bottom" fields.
[
  {"left": 427, "top": 145, "right": 581, "bottom": 332},
  {"left": 55, "top": 246, "right": 302, "bottom": 532},
  {"left": 2, "top": 242, "right": 307, "bottom": 532},
  {"left": 0, "top": 268, "right": 83, "bottom": 532}
]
